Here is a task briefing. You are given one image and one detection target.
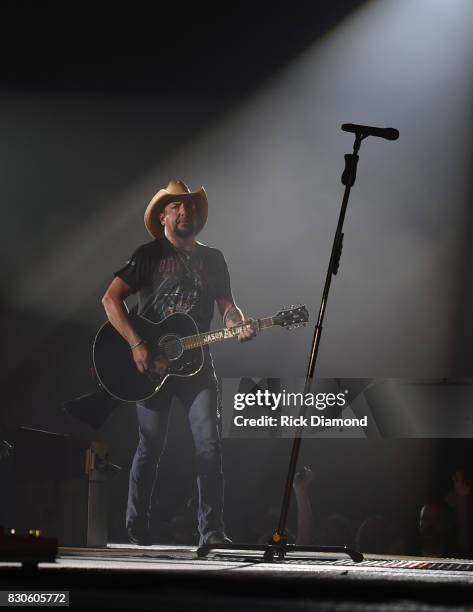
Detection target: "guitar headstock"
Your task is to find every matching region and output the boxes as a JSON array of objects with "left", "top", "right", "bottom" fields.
[{"left": 274, "top": 304, "right": 309, "bottom": 330}]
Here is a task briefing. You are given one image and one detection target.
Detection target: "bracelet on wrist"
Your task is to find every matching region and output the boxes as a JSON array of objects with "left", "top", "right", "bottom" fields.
[{"left": 130, "top": 339, "right": 144, "bottom": 350}]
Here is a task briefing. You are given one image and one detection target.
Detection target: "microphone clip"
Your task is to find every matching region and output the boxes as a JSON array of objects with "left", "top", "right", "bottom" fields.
[{"left": 341, "top": 153, "right": 359, "bottom": 187}]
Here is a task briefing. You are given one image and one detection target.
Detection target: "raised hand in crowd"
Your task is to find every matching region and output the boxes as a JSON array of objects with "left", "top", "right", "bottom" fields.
[
  {"left": 293, "top": 466, "right": 315, "bottom": 545},
  {"left": 0, "top": 440, "right": 12, "bottom": 462},
  {"left": 448, "top": 470, "right": 471, "bottom": 557}
]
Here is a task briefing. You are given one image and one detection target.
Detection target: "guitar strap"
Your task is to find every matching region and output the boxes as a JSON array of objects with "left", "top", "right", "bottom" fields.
[{"left": 133, "top": 294, "right": 157, "bottom": 318}]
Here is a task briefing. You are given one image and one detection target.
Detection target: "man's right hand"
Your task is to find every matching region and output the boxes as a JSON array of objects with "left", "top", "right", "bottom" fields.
[
  {"left": 132, "top": 344, "right": 150, "bottom": 373},
  {"left": 102, "top": 278, "right": 151, "bottom": 374}
]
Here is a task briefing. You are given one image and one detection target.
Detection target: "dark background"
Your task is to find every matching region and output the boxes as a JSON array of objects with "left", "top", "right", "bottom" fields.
[{"left": 1, "top": 1, "right": 473, "bottom": 548}]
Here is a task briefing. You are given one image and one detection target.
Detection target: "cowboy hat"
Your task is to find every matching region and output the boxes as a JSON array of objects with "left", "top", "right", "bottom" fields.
[{"left": 144, "top": 180, "right": 208, "bottom": 238}]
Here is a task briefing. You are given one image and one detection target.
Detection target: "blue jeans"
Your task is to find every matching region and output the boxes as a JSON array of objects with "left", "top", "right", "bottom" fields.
[{"left": 126, "top": 366, "right": 224, "bottom": 545}]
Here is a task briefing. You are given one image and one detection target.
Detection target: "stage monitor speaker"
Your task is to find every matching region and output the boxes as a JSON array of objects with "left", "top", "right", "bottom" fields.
[{"left": 13, "top": 427, "right": 110, "bottom": 548}]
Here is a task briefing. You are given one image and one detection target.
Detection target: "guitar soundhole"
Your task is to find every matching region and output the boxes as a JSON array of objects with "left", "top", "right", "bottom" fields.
[{"left": 158, "top": 334, "right": 184, "bottom": 361}]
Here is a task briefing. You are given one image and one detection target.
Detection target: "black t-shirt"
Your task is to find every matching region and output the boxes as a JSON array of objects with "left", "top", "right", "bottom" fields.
[{"left": 113, "top": 237, "right": 233, "bottom": 333}]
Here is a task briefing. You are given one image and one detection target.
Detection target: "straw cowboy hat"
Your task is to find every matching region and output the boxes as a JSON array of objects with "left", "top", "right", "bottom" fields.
[{"left": 144, "top": 180, "right": 208, "bottom": 238}]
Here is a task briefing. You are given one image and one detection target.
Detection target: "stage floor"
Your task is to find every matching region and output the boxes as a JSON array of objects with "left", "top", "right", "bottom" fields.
[{"left": 1, "top": 544, "right": 473, "bottom": 610}]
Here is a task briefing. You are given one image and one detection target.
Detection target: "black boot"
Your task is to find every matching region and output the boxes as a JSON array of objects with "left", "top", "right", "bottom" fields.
[
  {"left": 127, "top": 524, "right": 152, "bottom": 546},
  {"left": 205, "top": 532, "right": 232, "bottom": 545}
]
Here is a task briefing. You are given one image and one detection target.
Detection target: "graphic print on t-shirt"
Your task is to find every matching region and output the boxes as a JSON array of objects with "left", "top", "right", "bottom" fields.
[
  {"left": 114, "top": 237, "right": 233, "bottom": 334},
  {"left": 148, "top": 248, "right": 204, "bottom": 323}
]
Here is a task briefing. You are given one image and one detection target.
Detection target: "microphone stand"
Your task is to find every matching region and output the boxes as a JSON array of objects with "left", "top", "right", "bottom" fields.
[
  {"left": 198, "top": 128, "right": 388, "bottom": 563},
  {"left": 263, "top": 130, "right": 365, "bottom": 561}
]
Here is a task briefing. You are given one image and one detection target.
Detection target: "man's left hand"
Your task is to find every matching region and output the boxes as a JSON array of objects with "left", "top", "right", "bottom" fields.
[
  {"left": 239, "top": 319, "right": 257, "bottom": 342},
  {"left": 228, "top": 318, "right": 257, "bottom": 342}
]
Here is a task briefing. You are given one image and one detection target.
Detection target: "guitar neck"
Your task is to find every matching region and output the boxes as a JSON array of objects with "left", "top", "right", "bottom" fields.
[{"left": 181, "top": 317, "right": 275, "bottom": 350}]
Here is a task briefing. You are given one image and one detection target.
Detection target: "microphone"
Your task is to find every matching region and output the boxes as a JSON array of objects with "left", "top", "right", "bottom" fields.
[{"left": 342, "top": 123, "right": 399, "bottom": 141}]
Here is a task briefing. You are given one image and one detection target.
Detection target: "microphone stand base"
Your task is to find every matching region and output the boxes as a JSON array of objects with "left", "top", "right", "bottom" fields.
[{"left": 196, "top": 541, "right": 363, "bottom": 563}]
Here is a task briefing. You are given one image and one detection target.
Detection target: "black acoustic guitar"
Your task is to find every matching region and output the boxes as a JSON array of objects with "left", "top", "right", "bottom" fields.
[{"left": 93, "top": 305, "right": 309, "bottom": 402}]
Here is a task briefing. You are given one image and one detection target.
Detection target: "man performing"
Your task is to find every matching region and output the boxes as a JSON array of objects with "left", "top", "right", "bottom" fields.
[{"left": 101, "top": 180, "right": 255, "bottom": 546}]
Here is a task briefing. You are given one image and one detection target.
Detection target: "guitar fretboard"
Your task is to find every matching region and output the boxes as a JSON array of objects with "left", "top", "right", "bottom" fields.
[{"left": 181, "top": 317, "right": 274, "bottom": 350}]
